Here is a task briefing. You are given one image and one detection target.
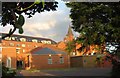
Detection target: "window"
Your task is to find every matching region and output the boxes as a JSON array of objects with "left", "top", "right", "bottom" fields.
[
  {"left": 41, "top": 40, "right": 47, "bottom": 44},
  {"left": 72, "top": 52, "right": 77, "bottom": 56},
  {"left": 22, "top": 44, "right": 25, "bottom": 47},
  {"left": 47, "top": 41, "right": 51, "bottom": 44},
  {"left": 20, "top": 38, "right": 26, "bottom": 42},
  {"left": 9, "top": 43, "right": 14, "bottom": 46},
  {"left": 60, "top": 57, "right": 64, "bottom": 64},
  {"left": 23, "top": 49, "right": 25, "bottom": 53},
  {"left": 48, "top": 57, "right": 52, "bottom": 64},
  {"left": 6, "top": 57, "right": 11, "bottom": 68},
  {"left": 32, "top": 39, "right": 38, "bottom": 43},
  {"left": 5, "top": 37, "right": 11, "bottom": 40},
  {"left": 16, "top": 48, "right": 20, "bottom": 54},
  {"left": 16, "top": 44, "right": 20, "bottom": 47},
  {"left": 11, "top": 37, "right": 15, "bottom": 40}
]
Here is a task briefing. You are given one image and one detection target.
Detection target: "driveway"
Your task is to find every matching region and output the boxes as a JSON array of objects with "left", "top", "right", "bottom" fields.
[{"left": 16, "top": 67, "right": 112, "bottom": 77}]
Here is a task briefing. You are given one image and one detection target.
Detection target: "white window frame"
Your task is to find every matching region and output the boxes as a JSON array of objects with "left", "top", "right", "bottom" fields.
[
  {"left": 6, "top": 57, "right": 11, "bottom": 68},
  {"left": 60, "top": 57, "right": 64, "bottom": 64},
  {"left": 9, "top": 43, "right": 14, "bottom": 46},
  {"left": 16, "top": 48, "right": 20, "bottom": 54},
  {"left": 48, "top": 58, "right": 52, "bottom": 64},
  {"left": 23, "top": 49, "right": 25, "bottom": 53},
  {"left": 32, "top": 39, "right": 38, "bottom": 43},
  {"left": 22, "top": 44, "right": 25, "bottom": 47},
  {"left": 20, "top": 38, "right": 26, "bottom": 42}
]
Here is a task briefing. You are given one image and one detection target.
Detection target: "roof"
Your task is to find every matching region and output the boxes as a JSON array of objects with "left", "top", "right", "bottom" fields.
[
  {"left": 41, "top": 44, "right": 66, "bottom": 52},
  {"left": 31, "top": 46, "right": 67, "bottom": 55},
  {"left": 66, "top": 25, "right": 73, "bottom": 36},
  {"left": 1, "top": 33, "right": 57, "bottom": 44}
]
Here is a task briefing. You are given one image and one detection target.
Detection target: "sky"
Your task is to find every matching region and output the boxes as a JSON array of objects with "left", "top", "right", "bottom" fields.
[{"left": 0, "top": 0, "right": 79, "bottom": 42}]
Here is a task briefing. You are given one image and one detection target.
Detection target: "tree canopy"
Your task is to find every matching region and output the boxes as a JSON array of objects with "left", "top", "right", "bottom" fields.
[
  {"left": 1, "top": 1, "right": 58, "bottom": 39},
  {"left": 66, "top": 2, "right": 120, "bottom": 55}
]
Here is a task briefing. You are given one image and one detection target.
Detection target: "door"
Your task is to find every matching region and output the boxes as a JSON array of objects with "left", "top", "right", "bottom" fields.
[{"left": 17, "top": 60, "right": 24, "bottom": 69}]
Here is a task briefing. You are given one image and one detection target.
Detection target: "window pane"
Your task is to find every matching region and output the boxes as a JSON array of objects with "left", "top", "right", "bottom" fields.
[
  {"left": 60, "top": 57, "right": 64, "bottom": 64},
  {"left": 48, "top": 58, "right": 52, "bottom": 64}
]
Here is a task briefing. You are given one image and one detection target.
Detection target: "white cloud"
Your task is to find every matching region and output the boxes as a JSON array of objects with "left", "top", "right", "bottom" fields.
[
  {"left": 24, "top": 20, "right": 56, "bottom": 31},
  {"left": 1, "top": 1, "right": 76, "bottom": 42}
]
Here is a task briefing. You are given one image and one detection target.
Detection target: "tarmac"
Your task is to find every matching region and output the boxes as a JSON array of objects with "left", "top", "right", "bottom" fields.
[{"left": 15, "top": 67, "right": 112, "bottom": 77}]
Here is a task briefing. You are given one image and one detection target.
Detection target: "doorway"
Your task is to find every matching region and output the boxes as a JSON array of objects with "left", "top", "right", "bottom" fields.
[{"left": 17, "top": 60, "right": 24, "bottom": 69}]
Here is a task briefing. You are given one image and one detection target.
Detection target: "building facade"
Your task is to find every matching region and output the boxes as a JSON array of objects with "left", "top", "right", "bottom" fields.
[
  {"left": 1, "top": 33, "right": 69, "bottom": 69},
  {"left": 0, "top": 25, "right": 112, "bottom": 69}
]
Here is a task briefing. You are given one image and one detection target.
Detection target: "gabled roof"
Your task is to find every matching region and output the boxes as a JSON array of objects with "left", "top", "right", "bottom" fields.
[
  {"left": 41, "top": 44, "right": 66, "bottom": 52},
  {"left": 31, "top": 47, "right": 67, "bottom": 55}
]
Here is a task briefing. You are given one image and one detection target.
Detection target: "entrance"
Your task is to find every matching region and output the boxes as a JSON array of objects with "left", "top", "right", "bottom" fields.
[{"left": 17, "top": 60, "right": 24, "bottom": 69}]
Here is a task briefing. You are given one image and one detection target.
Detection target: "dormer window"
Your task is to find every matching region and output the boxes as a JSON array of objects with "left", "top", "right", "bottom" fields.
[
  {"left": 5, "top": 37, "right": 11, "bottom": 40},
  {"left": 41, "top": 40, "right": 51, "bottom": 44},
  {"left": 41, "top": 40, "right": 46, "bottom": 44},
  {"left": 47, "top": 41, "right": 51, "bottom": 44},
  {"left": 20, "top": 38, "right": 26, "bottom": 42},
  {"left": 32, "top": 39, "right": 38, "bottom": 43},
  {"left": 11, "top": 37, "right": 15, "bottom": 40}
]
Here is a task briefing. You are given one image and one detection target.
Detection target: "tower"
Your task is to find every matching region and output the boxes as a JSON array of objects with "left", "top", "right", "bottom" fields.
[{"left": 64, "top": 25, "right": 74, "bottom": 42}]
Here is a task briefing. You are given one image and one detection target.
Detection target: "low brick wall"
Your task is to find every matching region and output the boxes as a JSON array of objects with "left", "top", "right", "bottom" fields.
[{"left": 70, "top": 55, "right": 112, "bottom": 68}]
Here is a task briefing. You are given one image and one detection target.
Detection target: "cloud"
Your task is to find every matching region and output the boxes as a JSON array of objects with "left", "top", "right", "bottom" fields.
[{"left": 0, "top": 1, "right": 79, "bottom": 42}]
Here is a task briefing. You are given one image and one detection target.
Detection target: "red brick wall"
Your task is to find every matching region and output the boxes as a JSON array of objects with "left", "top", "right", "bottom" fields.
[
  {"left": 70, "top": 56, "right": 112, "bottom": 68},
  {"left": 2, "top": 40, "right": 44, "bottom": 53},
  {"left": 31, "top": 54, "right": 70, "bottom": 69},
  {"left": 2, "top": 47, "right": 17, "bottom": 69}
]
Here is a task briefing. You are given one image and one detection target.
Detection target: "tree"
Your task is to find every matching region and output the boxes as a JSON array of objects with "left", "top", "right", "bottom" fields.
[
  {"left": 66, "top": 40, "right": 76, "bottom": 55},
  {"left": 66, "top": 2, "right": 120, "bottom": 77},
  {"left": 1, "top": 1, "right": 58, "bottom": 39},
  {"left": 66, "top": 2, "right": 120, "bottom": 55},
  {"left": 2, "top": 62, "right": 16, "bottom": 78},
  {"left": 1, "top": 1, "right": 58, "bottom": 77}
]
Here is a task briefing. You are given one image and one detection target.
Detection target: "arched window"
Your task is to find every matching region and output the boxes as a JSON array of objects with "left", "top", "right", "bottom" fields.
[{"left": 6, "top": 57, "right": 11, "bottom": 68}]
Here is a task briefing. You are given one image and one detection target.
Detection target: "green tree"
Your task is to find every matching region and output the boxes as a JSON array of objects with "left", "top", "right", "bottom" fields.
[
  {"left": 2, "top": 62, "right": 16, "bottom": 78},
  {"left": 1, "top": 1, "right": 58, "bottom": 39},
  {"left": 66, "top": 2, "right": 120, "bottom": 77},
  {"left": 66, "top": 39, "right": 76, "bottom": 55}
]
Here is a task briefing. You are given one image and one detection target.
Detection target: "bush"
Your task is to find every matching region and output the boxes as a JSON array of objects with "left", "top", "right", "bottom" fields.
[
  {"left": 2, "top": 63, "right": 16, "bottom": 78},
  {"left": 111, "top": 59, "right": 120, "bottom": 78}
]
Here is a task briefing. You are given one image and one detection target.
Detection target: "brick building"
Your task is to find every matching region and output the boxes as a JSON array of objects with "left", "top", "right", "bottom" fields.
[
  {"left": 0, "top": 25, "right": 112, "bottom": 69},
  {"left": 57, "top": 26, "right": 107, "bottom": 56},
  {"left": 0, "top": 33, "right": 70, "bottom": 69},
  {"left": 57, "top": 26, "right": 112, "bottom": 68}
]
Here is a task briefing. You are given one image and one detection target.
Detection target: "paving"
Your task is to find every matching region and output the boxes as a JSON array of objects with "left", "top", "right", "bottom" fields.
[{"left": 15, "top": 67, "right": 112, "bottom": 77}]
